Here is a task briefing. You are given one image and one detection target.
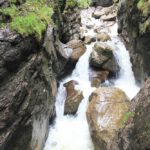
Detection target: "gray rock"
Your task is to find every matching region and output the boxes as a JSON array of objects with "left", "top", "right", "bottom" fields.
[
  {"left": 115, "top": 77, "right": 150, "bottom": 150},
  {"left": 0, "top": 26, "right": 61, "bottom": 150},
  {"left": 90, "top": 42, "right": 119, "bottom": 74},
  {"left": 117, "top": 0, "right": 150, "bottom": 84},
  {"left": 96, "top": 32, "right": 111, "bottom": 42}
]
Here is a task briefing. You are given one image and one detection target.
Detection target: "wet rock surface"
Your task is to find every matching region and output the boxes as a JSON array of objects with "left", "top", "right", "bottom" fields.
[
  {"left": 67, "top": 39, "right": 86, "bottom": 62},
  {"left": 87, "top": 87, "right": 130, "bottom": 150},
  {"left": 61, "top": 8, "right": 81, "bottom": 43},
  {"left": 115, "top": 78, "right": 150, "bottom": 150},
  {"left": 0, "top": 26, "right": 61, "bottom": 150},
  {"left": 64, "top": 80, "right": 84, "bottom": 115},
  {"left": 118, "top": 0, "right": 150, "bottom": 84},
  {"left": 90, "top": 42, "right": 119, "bottom": 74},
  {"left": 84, "top": 36, "right": 96, "bottom": 44},
  {"left": 92, "top": 6, "right": 116, "bottom": 20},
  {"left": 96, "top": 32, "right": 111, "bottom": 42},
  {"left": 89, "top": 70, "right": 109, "bottom": 87}
]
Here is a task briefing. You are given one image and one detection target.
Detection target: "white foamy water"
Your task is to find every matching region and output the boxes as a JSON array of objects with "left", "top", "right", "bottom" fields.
[
  {"left": 44, "top": 7, "right": 140, "bottom": 150},
  {"left": 104, "top": 24, "right": 140, "bottom": 99}
]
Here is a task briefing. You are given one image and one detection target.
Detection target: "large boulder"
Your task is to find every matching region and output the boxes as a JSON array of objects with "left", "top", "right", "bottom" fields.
[
  {"left": 92, "top": 6, "right": 115, "bottom": 19},
  {"left": 64, "top": 80, "right": 84, "bottom": 115},
  {"left": 92, "top": 0, "right": 113, "bottom": 7},
  {"left": 86, "top": 87, "right": 130, "bottom": 150},
  {"left": 118, "top": 0, "right": 150, "bottom": 84},
  {"left": 90, "top": 42, "right": 119, "bottom": 74},
  {"left": 67, "top": 40, "right": 86, "bottom": 62}
]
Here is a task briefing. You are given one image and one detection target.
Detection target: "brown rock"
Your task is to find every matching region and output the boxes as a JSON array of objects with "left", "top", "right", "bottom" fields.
[
  {"left": 67, "top": 40, "right": 86, "bottom": 62},
  {"left": 92, "top": 6, "right": 114, "bottom": 19},
  {"left": 101, "top": 13, "right": 116, "bottom": 21},
  {"left": 84, "top": 36, "right": 96, "bottom": 44},
  {"left": 90, "top": 70, "right": 109, "bottom": 87},
  {"left": 91, "top": 78, "right": 102, "bottom": 88},
  {"left": 64, "top": 80, "right": 84, "bottom": 115},
  {"left": 96, "top": 32, "right": 111, "bottom": 42},
  {"left": 86, "top": 87, "right": 130, "bottom": 150}
]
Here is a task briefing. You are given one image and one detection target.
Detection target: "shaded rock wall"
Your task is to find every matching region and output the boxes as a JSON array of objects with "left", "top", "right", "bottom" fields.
[
  {"left": 0, "top": 25, "right": 61, "bottom": 150},
  {"left": 118, "top": 0, "right": 150, "bottom": 84},
  {"left": 61, "top": 7, "right": 81, "bottom": 43},
  {"left": 92, "top": 0, "right": 113, "bottom": 7},
  {"left": 116, "top": 77, "right": 150, "bottom": 150}
]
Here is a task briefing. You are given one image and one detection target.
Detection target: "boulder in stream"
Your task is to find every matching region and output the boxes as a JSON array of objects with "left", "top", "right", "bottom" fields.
[
  {"left": 64, "top": 80, "right": 84, "bottom": 115},
  {"left": 92, "top": 6, "right": 114, "bottom": 19},
  {"left": 96, "top": 32, "right": 111, "bottom": 42},
  {"left": 86, "top": 87, "right": 130, "bottom": 150},
  {"left": 67, "top": 40, "right": 86, "bottom": 62},
  {"left": 90, "top": 70, "right": 109, "bottom": 87},
  {"left": 90, "top": 42, "right": 119, "bottom": 74},
  {"left": 101, "top": 13, "right": 116, "bottom": 21},
  {"left": 84, "top": 36, "right": 96, "bottom": 44}
]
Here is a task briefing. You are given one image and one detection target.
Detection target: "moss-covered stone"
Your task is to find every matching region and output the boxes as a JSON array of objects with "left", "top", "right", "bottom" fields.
[{"left": 0, "top": 0, "right": 53, "bottom": 40}]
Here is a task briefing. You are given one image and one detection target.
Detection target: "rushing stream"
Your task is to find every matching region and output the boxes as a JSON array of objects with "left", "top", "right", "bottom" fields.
[{"left": 44, "top": 7, "right": 140, "bottom": 150}]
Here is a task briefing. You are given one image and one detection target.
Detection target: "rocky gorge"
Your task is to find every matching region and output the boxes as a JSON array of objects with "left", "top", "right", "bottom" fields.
[{"left": 0, "top": 0, "right": 150, "bottom": 150}]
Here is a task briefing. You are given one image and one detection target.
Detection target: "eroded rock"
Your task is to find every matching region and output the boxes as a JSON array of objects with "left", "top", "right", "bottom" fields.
[
  {"left": 64, "top": 80, "right": 84, "bottom": 115},
  {"left": 0, "top": 26, "right": 60, "bottom": 150},
  {"left": 90, "top": 42, "right": 119, "bottom": 74},
  {"left": 92, "top": 6, "right": 114, "bottom": 19},
  {"left": 96, "top": 32, "right": 111, "bottom": 42},
  {"left": 84, "top": 36, "right": 96, "bottom": 44},
  {"left": 101, "top": 13, "right": 116, "bottom": 21},
  {"left": 87, "top": 87, "right": 130, "bottom": 150},
  {"left": 115, "top": 78, "right": 150, "bottom": 150},
  {"left": 90, "top": 70, "right": 109, "bottom": 87},
  {"left": 67, "top": 40, "right": 86, "bottom": 62},
  {"left": 118, "top": 0, "right": 150, "bottom": 84}
]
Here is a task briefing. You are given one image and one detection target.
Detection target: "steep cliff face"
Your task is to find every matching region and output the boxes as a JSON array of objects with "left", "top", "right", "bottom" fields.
[
  {"left": 118, "top": 0, "right": 150, "bottom": 84},
  {"left": 0, "top": 25, "right": 62, "bottom": 150},
  {"left": 116, "top": 77, "right": 150, "bottom": 150}
]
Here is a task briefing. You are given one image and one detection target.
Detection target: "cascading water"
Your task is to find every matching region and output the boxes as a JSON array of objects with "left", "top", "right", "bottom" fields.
[{"left": 44, "top": 7, "right": 140, "bottom": 150}]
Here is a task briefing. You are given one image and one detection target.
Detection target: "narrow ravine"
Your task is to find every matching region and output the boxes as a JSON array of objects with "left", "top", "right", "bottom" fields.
[{"left": 44, "top": 6, "right": 140, "bottom": 150}]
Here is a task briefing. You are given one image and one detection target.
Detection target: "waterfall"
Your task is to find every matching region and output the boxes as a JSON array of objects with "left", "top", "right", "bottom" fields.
[
  {"left": 44, "top": 7, "right": 139, "bottom": 150},
  {"left": 105, "top": 24, "right": 140, "bottom": 99}
]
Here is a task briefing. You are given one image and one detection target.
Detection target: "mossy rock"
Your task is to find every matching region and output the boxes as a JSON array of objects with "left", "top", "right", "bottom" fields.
[{"left": 0, "top": 0, "right": 53, "bottom": 40}]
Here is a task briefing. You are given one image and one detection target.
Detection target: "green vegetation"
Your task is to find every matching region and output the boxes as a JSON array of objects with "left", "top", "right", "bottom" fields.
[
  {"left": 66, "top": 0, "right": 91, "bottom": 9},
  {"left": 0, "top": 0, "right": 53, "bottom": 39},
  {"left": 121, "top": 111, "right": 134, "bottom": 127},
  {"left": 139, "top": 19, "right": 150, "bottom": 34},
  {"left": 137, "top": 0, "right": 150, "bottom": 16},
  {"left": 78, "top": 0, "right": 92, "bottom": 8},
  {"left": 66, "top": 0, "right": 78, "bottom": 8},
  {"left": 137, "top": 0, "right": 150, "bottom": 34}
]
